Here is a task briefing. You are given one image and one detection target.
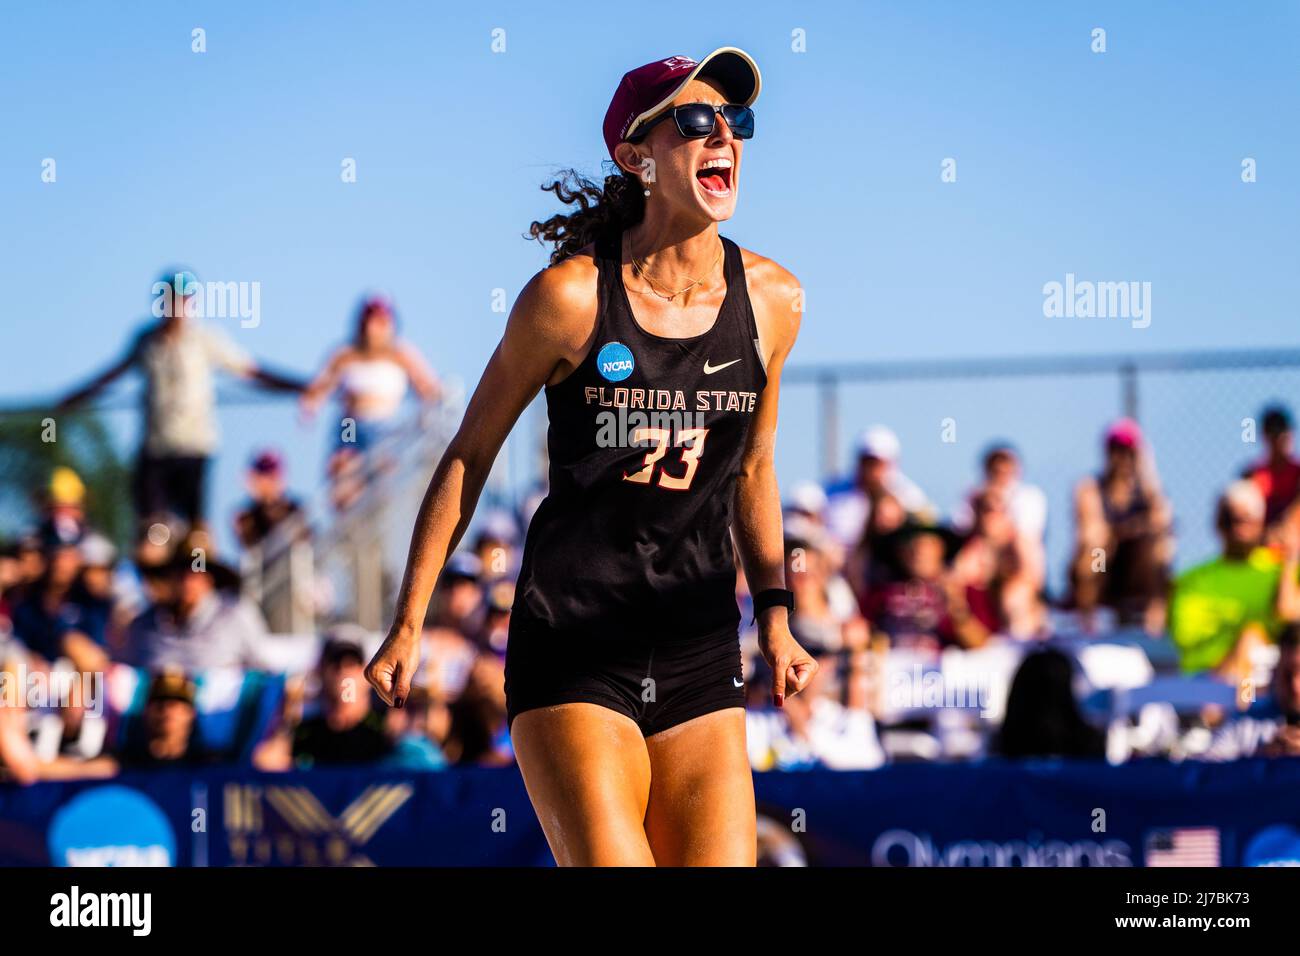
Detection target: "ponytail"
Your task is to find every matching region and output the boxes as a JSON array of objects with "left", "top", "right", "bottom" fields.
[{"left": 527, "top": 168, "right": 645, "bottom": 265}]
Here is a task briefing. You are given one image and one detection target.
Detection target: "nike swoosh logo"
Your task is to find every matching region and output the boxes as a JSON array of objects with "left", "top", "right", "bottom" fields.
[
  {"left": 733, "top": 677, "right": 745, "bottom": 688},
  {"left": 704, "top": 358, "right": 741, "bottom": 375}
]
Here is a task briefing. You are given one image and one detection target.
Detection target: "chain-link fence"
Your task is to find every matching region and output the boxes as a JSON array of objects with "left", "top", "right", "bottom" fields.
[
  {"left": 5, "top": 348, "right": 1298, "bottom": 622},
  {"left": 780, "top": 349, "right": 1300, "bottom": 596}
]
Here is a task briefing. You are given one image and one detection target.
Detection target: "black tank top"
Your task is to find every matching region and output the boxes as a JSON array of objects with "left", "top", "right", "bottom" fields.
[
  {"left": 511, "top": 229, "right": 768, "bottom": 643},
  {"left": 1097, "top": 472, "right": 1150, "bottom": 526}
]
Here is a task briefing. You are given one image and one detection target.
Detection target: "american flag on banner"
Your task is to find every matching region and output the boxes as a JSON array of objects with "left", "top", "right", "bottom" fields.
[{"left": 1144, "top": 828, "right": 1221, "bottom": 867}]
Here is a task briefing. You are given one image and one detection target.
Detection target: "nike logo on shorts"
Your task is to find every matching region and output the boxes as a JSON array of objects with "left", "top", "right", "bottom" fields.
[
  {"left": 704, "top": 358, "right": 741, "bottom": 375},
  {"left": 733, "top": 677, "right": 745, "bottom": 688}
]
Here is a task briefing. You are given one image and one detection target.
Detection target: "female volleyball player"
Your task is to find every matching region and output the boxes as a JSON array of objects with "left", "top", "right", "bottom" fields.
[{"left": 366, "top": 47, "right": 815, "bottom": 866}]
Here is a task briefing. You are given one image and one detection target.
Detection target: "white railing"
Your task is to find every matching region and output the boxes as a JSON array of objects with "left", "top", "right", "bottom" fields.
[{"left": 241, "top": 392, "right": 464, "bottom": 633}]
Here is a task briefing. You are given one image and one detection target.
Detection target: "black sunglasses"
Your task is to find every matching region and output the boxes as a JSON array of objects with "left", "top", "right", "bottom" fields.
[{"left": 632, "top": 103, "right": 755, "bottom": 142}]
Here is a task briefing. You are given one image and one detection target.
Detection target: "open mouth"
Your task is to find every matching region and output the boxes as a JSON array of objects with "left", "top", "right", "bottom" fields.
[{"left": 695, "top": 157, "right": 733, "bottom": 197}]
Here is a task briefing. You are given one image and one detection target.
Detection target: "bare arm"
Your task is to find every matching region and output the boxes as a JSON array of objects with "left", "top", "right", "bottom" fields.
[
  {"left": 205, "top": 327, "right": 306, "bottom": 392},
  {"left": 366, "top": 257, "right": 597, "bottom": 706},
  {"left": 1074, "top": 478, "right": 1108, "bottom": 551},
  {"left": 246, "top": 365, "right": 308, "bottom": 392},
  {"left": 397, "top": 344, "right": 443, "bottom": 403},
  {"left": 385, "top": 346, "right": 532, "bottom": 636},
  {"left": 301, "top": 348, "right": 348, "bottom": 408},
  {"left": 942, "top": 575, "right": 991, "bottom": 649},
  {"left": 732, "top": 252, "right": 816, "bottom": 706},
  {"left": 1277, "top": 519, "right": 1300, "bottom": 621},
  {"left": 58, "top": 351, "right": 135, "bottom": 409},
  {"left": 732, "top": 261, "right": 800, "bottom": 602}
]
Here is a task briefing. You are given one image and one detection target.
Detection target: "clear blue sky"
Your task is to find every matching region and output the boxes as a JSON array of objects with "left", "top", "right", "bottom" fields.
[{"left": 1, "top": 1, "right": 1297, "bottom": 573}]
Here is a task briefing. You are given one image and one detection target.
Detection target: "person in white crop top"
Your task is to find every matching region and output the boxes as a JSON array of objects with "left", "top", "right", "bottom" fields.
[{"left": 302, "top": 295, "right": 441, "bottom": 508}]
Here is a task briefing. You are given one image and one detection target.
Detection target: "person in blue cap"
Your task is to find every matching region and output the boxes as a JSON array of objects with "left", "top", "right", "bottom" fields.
[{"left": 58, "top": 269, "right": 305, "bottom": 531}]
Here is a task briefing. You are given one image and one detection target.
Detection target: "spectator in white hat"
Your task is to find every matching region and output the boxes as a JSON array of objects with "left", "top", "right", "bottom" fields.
[
  {"left": 785, "top": 481, "right": 829, "bottom": 522},
  {"left": 824, "top": 425, "right": 930, "bottom": 549}
]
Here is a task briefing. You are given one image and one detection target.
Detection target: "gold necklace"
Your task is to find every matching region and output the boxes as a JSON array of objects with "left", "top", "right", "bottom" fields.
[{"left": 627, "top": 238, "right": 724, "bottom": 302}]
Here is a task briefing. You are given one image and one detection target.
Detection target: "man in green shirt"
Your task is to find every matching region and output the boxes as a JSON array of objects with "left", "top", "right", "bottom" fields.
[{"left": 1169, "top": 480, "right": 1300, "bottom": 676}]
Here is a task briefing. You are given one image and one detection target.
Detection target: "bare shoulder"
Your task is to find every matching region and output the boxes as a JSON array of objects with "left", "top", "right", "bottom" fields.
[
  {"left": 501, "top": 244, "right": 603, "bottom": 384},
  {"left": 330, "top": 345, "right": 360, "bottom": 367},
  {"left": 395, "top": 339, "right": 432, "bottom": 367},
  {"left": 513, "top": 245, "right": 601, "bottom": 355},
  {"left": 738, "top": 245, "right": 802, "bottom": 358}
]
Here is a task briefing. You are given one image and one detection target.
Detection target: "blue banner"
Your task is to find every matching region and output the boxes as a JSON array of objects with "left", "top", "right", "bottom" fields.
[{"left": 3, "top": 759, "right": 1300, "bottom": 866}]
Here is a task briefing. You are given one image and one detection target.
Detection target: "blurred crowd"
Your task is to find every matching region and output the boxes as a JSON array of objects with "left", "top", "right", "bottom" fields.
[
  {"left": 749, "top": 409, "right": 1300, "bottom": 767},
  {"left": 3, "top": 275, "right": 1300, "bottom": 783}
]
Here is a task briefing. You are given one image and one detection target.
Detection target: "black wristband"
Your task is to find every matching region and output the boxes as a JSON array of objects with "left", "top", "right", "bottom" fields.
[{"left": 751, "top": 587, "right": 795, "bottom": 624}]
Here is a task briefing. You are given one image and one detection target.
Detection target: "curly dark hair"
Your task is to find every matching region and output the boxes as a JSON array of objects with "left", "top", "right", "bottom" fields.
[{"left": 527, "top": 167, "right": 646, "bottom": 265}]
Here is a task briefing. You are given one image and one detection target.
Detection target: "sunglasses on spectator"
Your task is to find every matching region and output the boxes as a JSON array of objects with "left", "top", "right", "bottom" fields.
[{"left": 632, "top": 103, "right": 755, "bottom": 142}]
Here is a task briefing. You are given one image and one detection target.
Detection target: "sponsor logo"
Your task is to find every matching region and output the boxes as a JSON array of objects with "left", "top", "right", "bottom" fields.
[
  {"left": 224, "top": 782, "right": 412, "bottom": 866},
  {"left": 1243, "top": 824, "right": 1300, "bottom": 866},
  {"left": 871, "top": 829, "right": 1133, "bottom": 867},
  {"left": 733, "top": 677, "right": 745, "bottom": 688},
  {"left": 596, "top": 341, "right": 635, "bottom": 382},
  {"left": 703, "top": 358, "right": 740, "bottom": 375},
  {"left": 48, "top": 785, "right": 175, "bottom": 867}
]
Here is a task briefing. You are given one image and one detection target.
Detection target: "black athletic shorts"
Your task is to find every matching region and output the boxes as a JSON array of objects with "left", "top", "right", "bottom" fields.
[{"left": 504, "top": 622, "right": 746, "bottom": 737}]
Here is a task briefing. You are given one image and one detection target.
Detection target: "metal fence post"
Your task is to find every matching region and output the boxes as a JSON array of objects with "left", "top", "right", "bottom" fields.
[
  {"left": 289, "top": 539, "right": 315, "bottom": 634},
  {"left": 819, "top": 373, "right": 840, "bottom": 480},
  {"left": 1120, "top": 362, "right": 1139, "bottom": 420}
]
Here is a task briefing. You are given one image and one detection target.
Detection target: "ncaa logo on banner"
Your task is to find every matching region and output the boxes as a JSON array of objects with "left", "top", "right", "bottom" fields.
[
  {"left": 596, "top": 341, "right": 635, "bottom": 382},
  {"left": 48, "top": 785, "right": 176, "bottom": 866}
]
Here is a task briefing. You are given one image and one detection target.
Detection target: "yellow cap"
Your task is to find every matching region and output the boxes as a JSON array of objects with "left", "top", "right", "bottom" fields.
[{"left": 48, "top": 467, "right": 86, "bottom": 506}]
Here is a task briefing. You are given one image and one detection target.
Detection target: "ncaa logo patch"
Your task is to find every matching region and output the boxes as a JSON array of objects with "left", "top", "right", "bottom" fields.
[{"left": 596, "top": 341, "right": 634, "bottom": 382}]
